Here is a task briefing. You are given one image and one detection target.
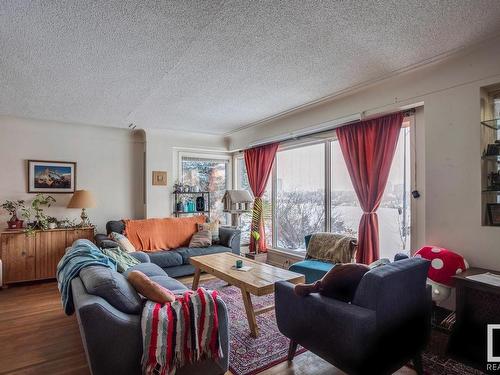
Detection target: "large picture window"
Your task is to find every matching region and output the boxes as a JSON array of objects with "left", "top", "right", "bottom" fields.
[
  {"left": 181, "top": 155, "right": 230, "bottom": 223},
  {"left": 331, "top": 127, "right": 411, "bottom": 259},
  {"left": 276, "top": 143, "right": 325, "bottom": 250},
  {"left": 235, "top": 118, "right": 412, "bottom": 260}
]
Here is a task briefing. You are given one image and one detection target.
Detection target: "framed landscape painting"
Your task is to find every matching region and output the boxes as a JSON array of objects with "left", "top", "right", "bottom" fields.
[{"left": 28, "top": 160, "right": 76, "bottom": 193}]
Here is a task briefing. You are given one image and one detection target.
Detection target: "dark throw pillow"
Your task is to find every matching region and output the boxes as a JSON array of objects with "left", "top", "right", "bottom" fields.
[
  {"left": 294, "top": 263, "right": 370, "bottom": 302},
  {"left": 80, "top": 266, "right": 142, "bottom": 314},
  {"left": 189, "top": 229, "right": 212, "bottom": 248}
]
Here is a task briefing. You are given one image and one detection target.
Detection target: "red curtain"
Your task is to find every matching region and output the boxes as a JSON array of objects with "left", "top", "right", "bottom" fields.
[
  {"left": 336, "top": 113, "right": 403, "bottom": 264},
  {"left": 244, "top": 143, "right": 279, "bottom": 253}
]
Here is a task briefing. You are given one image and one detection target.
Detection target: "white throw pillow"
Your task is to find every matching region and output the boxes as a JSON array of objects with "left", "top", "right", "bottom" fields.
[{"left": 109, "top": 232, "right": 136, "bottom": 253}]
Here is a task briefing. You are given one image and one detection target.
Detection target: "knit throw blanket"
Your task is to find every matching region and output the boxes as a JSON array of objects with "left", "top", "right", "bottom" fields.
[
  {"left": 141, "top": 288, "right": 222, "bottom": 375},
  {"left": 57, "top": 239, "right": 116, "bottom": 315},
  {"left": 306, "top": 232, "right": 357, "bottom": 264}
]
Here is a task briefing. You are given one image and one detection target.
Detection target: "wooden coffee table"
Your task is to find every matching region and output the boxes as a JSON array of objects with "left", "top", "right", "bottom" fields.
[{"left": 190, "top": 252, "right": 305, "bottom": 338}]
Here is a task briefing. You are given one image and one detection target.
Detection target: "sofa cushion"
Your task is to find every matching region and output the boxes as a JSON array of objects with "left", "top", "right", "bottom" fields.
[
  {"left": 129, "top": 251, "right": 150, "bottom": 263},
  {"left": 176, "top": 245, "right": 231, "bottom": 265},
  {"left": 148, "top": 250, "right": 184, "bottom": 268},
  {"left": 289, "top": 260, "right": 335, "bottom": 284},
  {"left": 109, "top": 232, "right": 136, "bottom": 253},
  {"left": 106, "top": 220, "right": 125, "bottom": 235},
  {"left": 198, "top": 221, "right": 220, "bottom": 241},
  {"left": 150, "top": 275, "right": 188, "bottom": 294},
  {"left": 123, "top": 262, "right": 167, "bottom": 278},
  {"left": 189, "top": 230, "right": 212, "bottom": 248},
  {"left": 80, "top": 266, "right": 142, "bottom": 314}
]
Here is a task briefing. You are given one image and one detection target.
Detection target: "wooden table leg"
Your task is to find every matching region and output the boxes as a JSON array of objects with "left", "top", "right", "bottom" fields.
[
  {"left": 192, "top": 268, "right": 201, "bottom": 290},
  {"left": 241, "top": 289, "right": 259, "bottom": 338}
]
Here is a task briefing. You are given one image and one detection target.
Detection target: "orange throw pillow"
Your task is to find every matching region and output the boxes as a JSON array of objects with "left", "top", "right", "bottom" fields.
[
  {"left": 127, "top": 271, "right": 175, "bottom": 304},
  {"left": 124, "top": 216, "right": 206, "bottom": 252}
]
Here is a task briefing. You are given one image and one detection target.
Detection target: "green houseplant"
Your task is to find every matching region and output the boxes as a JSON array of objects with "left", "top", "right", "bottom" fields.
[
  {"left": 21, "top": 194, "right": 56, "bottom": 234},
  {"left": 1, "top": 199, "right": 26, "bottom": 229}
]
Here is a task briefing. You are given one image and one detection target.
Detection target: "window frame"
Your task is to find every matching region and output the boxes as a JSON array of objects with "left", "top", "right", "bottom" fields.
[
  {"left": 178, "top": 151, "right": 233, "bottom": 190},
  {"left": 233, "top": 117, "right": 415, "bottom": 255},
  {"left": 178, "top": 151, "right": 233, "bottom": 222}
]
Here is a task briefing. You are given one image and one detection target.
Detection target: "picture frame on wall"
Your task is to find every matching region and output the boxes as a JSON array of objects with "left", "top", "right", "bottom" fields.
[
  {"left": 27, "top": 160, "right": 77, "bottom": 193},
  {"left": 487, "top": 203, "right": 500, "bottom": 226}
]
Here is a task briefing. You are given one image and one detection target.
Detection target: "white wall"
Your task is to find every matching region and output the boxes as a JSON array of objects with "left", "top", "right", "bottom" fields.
[
  {"left": 144, "top": 129, "right": 227, "bottom": 218},
  {"left": 228, "top": 36, "right": 500, "bottom": 270},
  {"left": 0, "top": 116, "right": 145, "bottom": 233}
]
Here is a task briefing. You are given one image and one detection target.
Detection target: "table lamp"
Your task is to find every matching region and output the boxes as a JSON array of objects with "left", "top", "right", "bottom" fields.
[{"left": 67, "top": 190, "right": 96, "bottom": 227}]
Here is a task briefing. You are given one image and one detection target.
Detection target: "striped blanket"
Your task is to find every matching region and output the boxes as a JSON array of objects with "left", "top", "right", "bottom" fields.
[{"left": 141, "top": 288, "right": 222, "bottom": 375}]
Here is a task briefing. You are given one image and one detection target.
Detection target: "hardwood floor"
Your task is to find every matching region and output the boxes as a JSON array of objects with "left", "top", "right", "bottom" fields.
[
  {"left": 0, "top": 282, "right": 88, "bottom": 375},
  {"left": 0, "top": 279, "right": 415, "bottom": 375}
]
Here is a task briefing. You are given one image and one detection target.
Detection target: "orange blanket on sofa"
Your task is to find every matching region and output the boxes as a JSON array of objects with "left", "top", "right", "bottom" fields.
[{"left": 124, "top": 216, "right": 206, "bottom": 252}]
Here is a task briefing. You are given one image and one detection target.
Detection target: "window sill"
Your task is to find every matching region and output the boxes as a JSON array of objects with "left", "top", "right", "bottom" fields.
[{"left": 267, "top": 247, "right": 306, "bottom": 261}]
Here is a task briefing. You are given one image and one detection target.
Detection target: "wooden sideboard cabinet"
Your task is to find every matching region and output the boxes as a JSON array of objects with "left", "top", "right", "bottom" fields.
[{"left": 0, "top": 227, "right": 94, "bottom": 286}]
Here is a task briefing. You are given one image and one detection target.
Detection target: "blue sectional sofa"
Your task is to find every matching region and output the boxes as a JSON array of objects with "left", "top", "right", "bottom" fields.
[
  {"left": 95, "top": 219, "right": 241, "bottom": 278},
  {"left": 72, "top": 261, "right": 229, "bottom": 375}
]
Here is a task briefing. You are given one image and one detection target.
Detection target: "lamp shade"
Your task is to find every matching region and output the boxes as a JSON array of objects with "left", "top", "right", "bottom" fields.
[{"left": 67, "top": 190, "right": 96, "bottom": 208}]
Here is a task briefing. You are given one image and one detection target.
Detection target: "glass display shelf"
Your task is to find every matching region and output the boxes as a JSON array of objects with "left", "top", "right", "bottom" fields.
[
  {"left": 173, "top": 191, "right": 210, "bottom": 195},
  {"left": 482, "top": 155, "right": 500, "bottom": 161},
  {"left": 481, "top": 118, "right": 500, "bottom": 130},
  {"left": 482, "top": 188, "right": 500, "bottom": 193}
]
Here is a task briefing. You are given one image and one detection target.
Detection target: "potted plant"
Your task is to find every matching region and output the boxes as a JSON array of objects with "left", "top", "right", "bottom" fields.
[
  {"left": 21, "top": 194, "right": 56, "bottom": 234},
  {"left": 245, "top": 230, "right": 267, "bottom": 262},
  {"left": 47, "top": 216, "right": 59, "bottom": 229},
  {"left": 1, "top": 200, "right": 26, "bottom": 229}
]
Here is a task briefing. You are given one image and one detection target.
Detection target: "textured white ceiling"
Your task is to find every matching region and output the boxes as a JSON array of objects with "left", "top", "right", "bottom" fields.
[{"left": 1, "top": 1, "right": 500, "bottom": 134}]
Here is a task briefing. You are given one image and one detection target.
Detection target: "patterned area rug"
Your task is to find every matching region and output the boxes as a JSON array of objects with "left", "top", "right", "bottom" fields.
[
  {"left": 197, "top": 278, "right": 306, "bottom": 375},
  {"left": 420, "top": 326, "right": 486, "bottom": 375}
]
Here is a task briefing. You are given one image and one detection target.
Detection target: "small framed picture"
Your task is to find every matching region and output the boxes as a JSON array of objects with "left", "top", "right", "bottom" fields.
[
  {"left": 487, "top": 203, "right": 500, "bottom": 226},
  {"left": 28, "top": 160, "right": 76, "bottom": 193},
  {"left": 152, "top": 171, "right": 167, "bottom": 186}
]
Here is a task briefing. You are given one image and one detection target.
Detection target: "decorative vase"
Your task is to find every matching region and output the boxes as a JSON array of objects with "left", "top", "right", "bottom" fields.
[
  {"left": 48, "top": 222, "right": 57, "bottom": 229},
  {"left": 196, "top": 196, "right": 205, "bottom": 211}
]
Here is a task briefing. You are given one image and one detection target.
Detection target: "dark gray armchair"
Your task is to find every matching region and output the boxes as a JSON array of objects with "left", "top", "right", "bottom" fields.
[{"left": 275, "top": 258, "right": 432, "bottom": 375}]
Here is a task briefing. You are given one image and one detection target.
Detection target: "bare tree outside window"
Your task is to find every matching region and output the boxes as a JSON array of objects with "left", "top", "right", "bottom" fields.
[
  {"left": 276, "top": 144, "right": 325, "bottom": 250},
  {"left": 234, "top": 125, "right": 411, "bottom": 258}
]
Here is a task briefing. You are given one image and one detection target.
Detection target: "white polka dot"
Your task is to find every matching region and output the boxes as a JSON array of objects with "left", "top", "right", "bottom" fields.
[
  {"left": 431, "top": 258, "right": 444, "bottom": 270},
  {"left": 431, "top": 247, "right": 441, "bottom": 253},
  {"left": 456, "top": 268, "right": 462, "bottom": 274}
]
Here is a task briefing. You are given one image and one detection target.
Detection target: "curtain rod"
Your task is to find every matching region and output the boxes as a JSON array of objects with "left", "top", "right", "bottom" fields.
[{"left": 246, "top": 108, "right": 416, "bottom": 149}]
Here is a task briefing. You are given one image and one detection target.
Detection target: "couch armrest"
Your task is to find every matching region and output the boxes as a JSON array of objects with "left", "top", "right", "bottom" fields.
[
  {"left": 71, "top": 278, "right": 142, "bottom": 375},
  {"left": 214, "top": 296, "right": 230, "bottom": 373},
  {"left": 275, "top": 281, "right": 376, "bottom": 368},
  {"left": 130, "top": 251, "right": 150, "bottom": 263},
  {"left": 218, "top": 227, "right": 241, "bottom": 255}
]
